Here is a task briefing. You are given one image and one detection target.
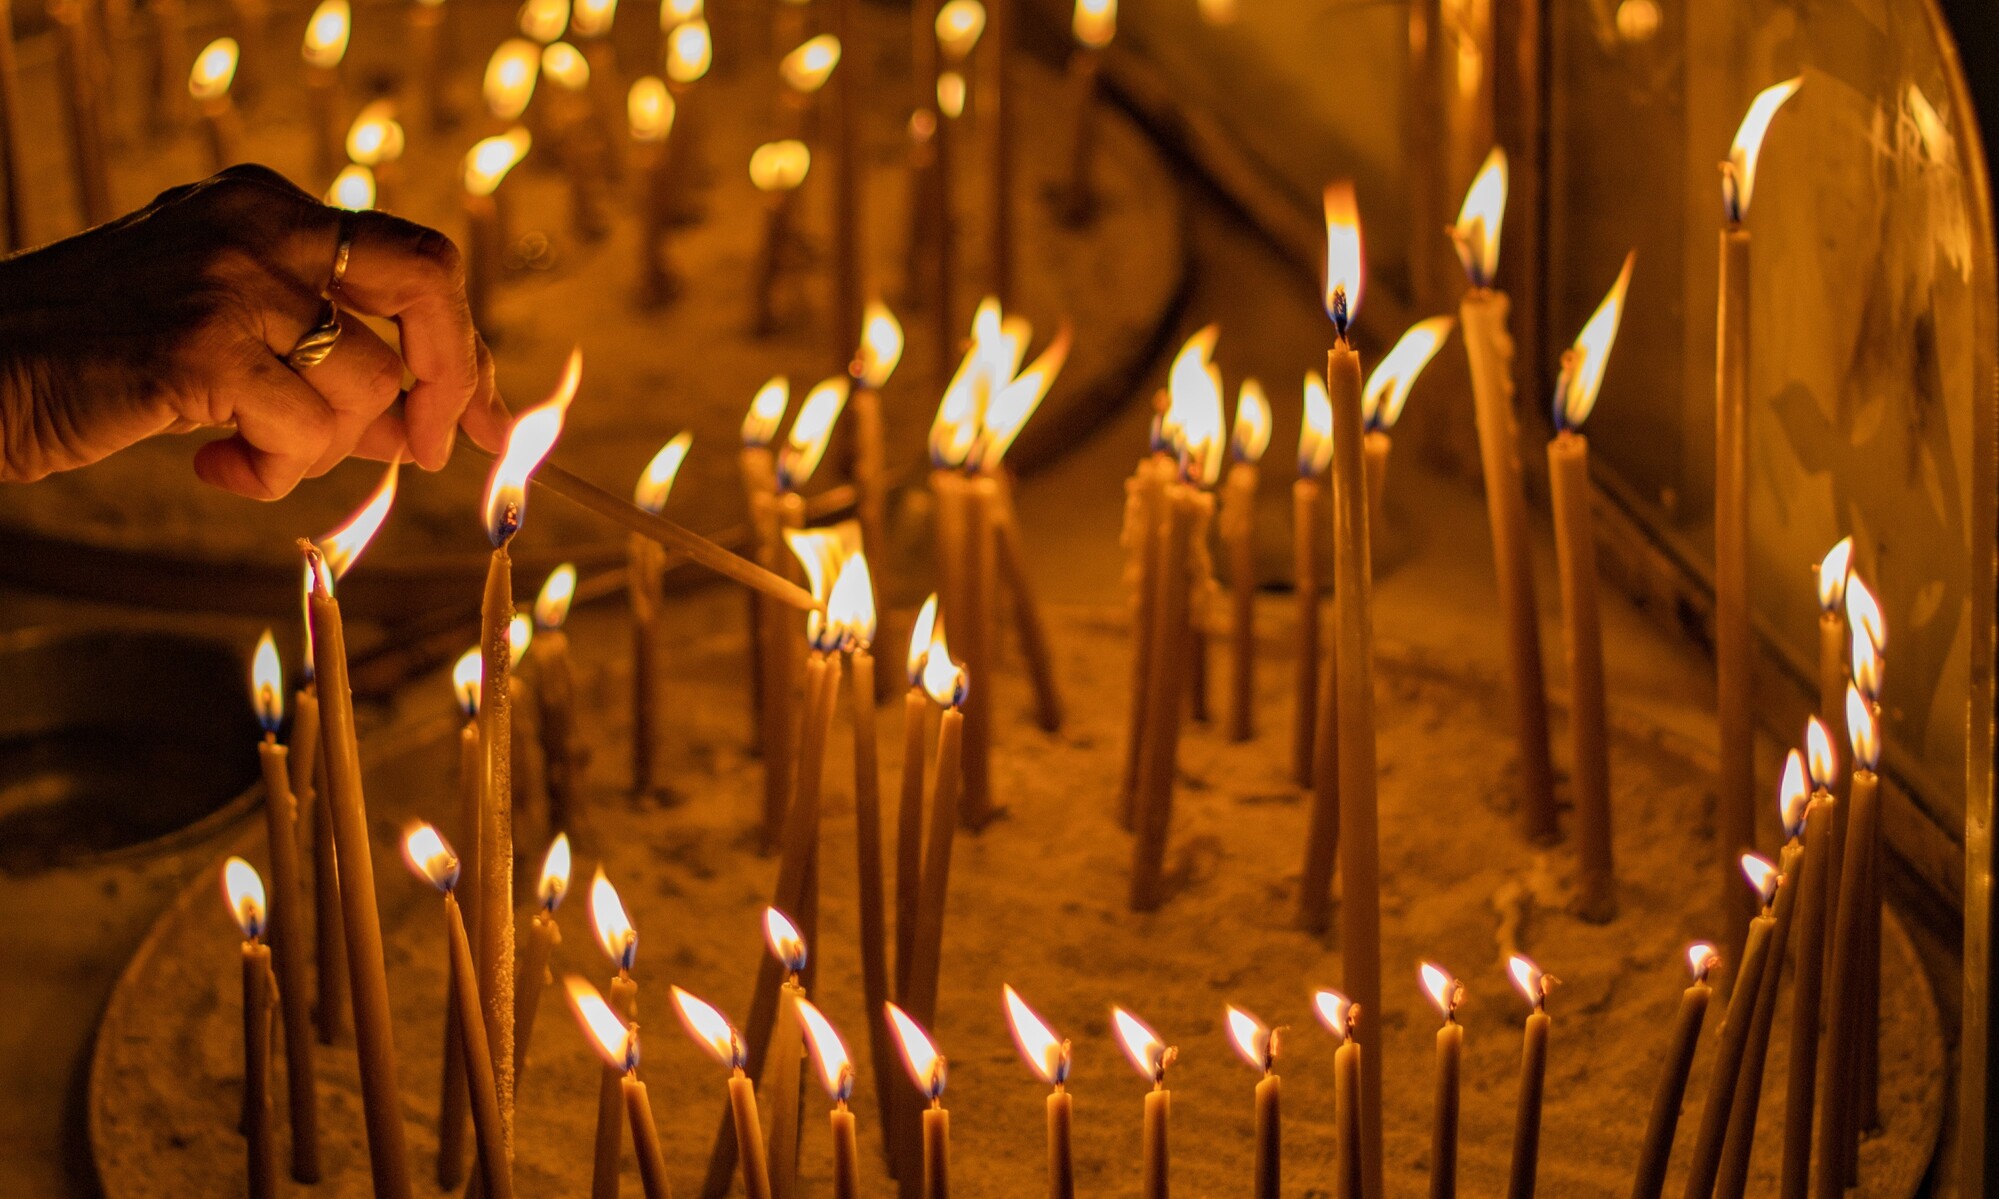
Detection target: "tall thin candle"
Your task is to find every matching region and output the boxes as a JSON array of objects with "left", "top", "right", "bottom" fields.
[
  {"left": 439, "top": 650, "right": 482, "bottom": 1190},
  {"left": 797, "top": 997, "right": 864, "bottom": 1199},
  {"left": 530, "top": 565, "right": 580, "bottom": 830},
  {"left": 888, "top": 1004, "right": 952, "bottom": 1199},
  {"left": 1421, "top": 964, "right": 1464, "bottom": 1199},
  {"left": 1779, "top": 738, "right": 1838, "bottom": 1199},
  {"left": 1003, "top": 985, "right": 1075, "bottom": 1199},
  {"left": 835, "top": 555, "right": 898, "bottom": 1139},
  {"left": 1817, "top": 685, "right": 1882, "bottom": 1199},
  {"left": 1227, "top": 1006, "right": 1281, "bottom": 1199},
  {"left": 630, "top": 432, "right": 693, "bottom": 796},
  {"left": 1315, "top": 991, "right": 1363, "bottom": 1199},
  {"left": 1293, "top": 375, "right": 1333, "bottom": 790},
  {"left": 1113, "top": 1007, "right": 1175, "bottom": 1199},
  {"left": 1630, "top": 945, "right": 1719, "bottom": 1199},
  {"left": 221, "top": 859, "right": 277, "bottom": 1199},
  {"left": 570, "top": 979, "right": 674, "bottom": 1199},
  {"left": 896, "top": 596, "right": 941, "bottom": 997},
  {"left": 763, "top": 908, "right": 813, "bottom": 1199},
  {"left": 1506, "top": 956, "right": 1556, "bottom": 1199},
  {"left": 1680, "top": 855, "right": 1781, "bottom": 1199},
  {"left": 590, "top": 868, "right": 640, "bottom": 1199},
  {"left": 1223, "top": 381, "right": 1270, "bottom": 743},
  {"left": 515, "top": 835, "right": 571, "bottom": 1085},
  {"left": 675, "top": 988, "right": 774, "bottom": 1199}
]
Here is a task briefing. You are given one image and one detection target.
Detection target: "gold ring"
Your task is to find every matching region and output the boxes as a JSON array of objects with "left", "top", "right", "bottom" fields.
[
  {"left": 286, "top": 302, "right": 344, "bottom": 371},
  {"left": 328, "top": 215, "right": 355, "bottom": 294}
]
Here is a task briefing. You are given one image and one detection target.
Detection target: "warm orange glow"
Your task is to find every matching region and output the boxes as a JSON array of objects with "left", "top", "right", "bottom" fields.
[
  {"left": 221, "top": 856, "right": 266, "bottom": 939},
  {"left": 484, "top": 39, "right": 542, "bottom": 120},
  {"left": 778, "top": 377, "right": 850, "bottom": 490},
  {"left": 452, "top": 647, "right": 482, "bottom": 717},
  {"left": 660, "top": 0, "right": 703, "bottom": 27},
  {"left": 326, "top": 165, "right": 376, "bottom": 211},
  {"left": 538, "top": 833, "right": 572, "bottom": 911},
  {"left": 979, "top": 324, "right": 1072, "bottom": 469},
  {"left": 189, "top": 38, "right": 238, "bottom": 101},
  {"left": 907, "top": 594, "right": 940, "bottom": 685},
  {"left": 314, "top": 460, "right": 401, "bottom": 589},
  {"left": 591, "top": 866, "right": 638, "bottom": 972},
  {"left": 1299, "top": 373, "right": 1333, "bottom": 478},
  {"left": 826, "top": 549, "right": 877, "bottom": 650},
  {"left": 764, "top": 905, "right": 808, "bottom": 974},
  {"left": 666, "top": 20, "right": 713, "bottom": 83},
  {"left": 938, "top": 72, "right": 967, "bottom": 120},
  {"left": 1072, "top": 0, "right": 1115, "bottom": 47},
  {"left": 1847, "top": 684, "right": 1880, "bottom": 772},
  {"left": 1420, "top": 962, "right": 1462, "bottom": 1020},
  {"left": 1225, "top": 1005, "right": 1276, "bottom": 1074},
  {"left": 1509, "top": 954, "right": 1552, "bottom": 1011},
  {"left": 508, "top": 613, "right": 533, "bottom": 669},
  {"left": 673, "top": 986, "right": 745, "bottom": 1069},
  {"left": 1003, "top": 984, "right": 1070, "bottom": 1086},
  {"left": 796, "top": 997, "right": 854, "bottom": 1101},
  {"left": 568, "top": 975, "right": 639, "bottom": 1071},
  {"left": 1741, "top": 852, "right": 1780, "bottom": 909},
  {"left": 743, "top": 378, "right": 790, "bottom": 448},
  {"left": 346, "top": 101, "right": 406, "bottom": 166},
  {"left": 1725, "top": 77, "right": 1803, "bottom": 222},
  {"left": 1779, "top": 749, "right": 1809, "bottom": 841},
  {"left": 750, "top": 140, "right": 812, "bottom": 191},
  {"left": 1229, "top": 380, "right": 1272, "bottom": 464},
  {"left": 856, "top": 302, "right": 905, "bottom": 389},
  {"left": 1312, "top": 989, "right": 1355, "bottom": 1043},
  {"left": 785, "top": 526, "right": 853, "bottom": 650},
  {"left": 1806, "top": 716, "right": 1838, "bottom": 792},
  {"left": 402, "top": 822, "right": 460, "bottom": 892},
  {"left": 1111, "top": 1006, "right": 1170, "bottom": 1083},
  {"left": 628, "top": 77, "right": 675, "bottom": 141},
  {"left": 572, "top": 0, "right": 617, "bottom": 37},
  {"left": 1363, "top": 316, "right": 1455, "bottom": 433},
  {"left": 251, "top": 630, "right": 284, "bottom": 732},
  {"left": 1452, "top": 147, "right": 1507, "bottom": 288},
  {"left": 542, "top": 42, "right": 591, "bottom": 90},
  {"left": 1554, "top": 252, "right": 1634, "bottom": 431},
  {"left": 634, "top": 431, "right": 692, "bottom": 512},
  {"left": 1165, "top": 325, "right": 1225, "bottom": 486},
  {"left": 1321, "top": 181, "right": 1363, "bottom": 334},
  {"left": 1816, "top": 538, "right": 1853, "bottom": 613},
  {"left": 484, "top": 347, "right": 581, "bottom": 545},
  {"left": 535, "top": 563, "right": 577, "bottom": 628},
  {"left": 935, "top": 0, "right": 986, "bottom": 62},
  {"left": 464, "top": 127, "right": 533, "bottom": 196},
  {"left": 519, "top": 0, "right": 570, "bottom": 41},
  {"left": 921, "top": 617, "right": 966, "bottom": 708},
  {"left": 887, "top": 1002, "right": 948, "bottom": 1098},
  {"left": 302, "top": 0, "right": 350, "bottom": 68},
  {"left": 781, "top": 35, "right": 841, "bottom": 93},
  {"left": 930, "top": 299, "right": 1029, "bottom": 468},
  {"left": 1845, "top": 574, "right": 1885, "bottom": 681},
  {"left": 1687, "top": 943, "right": 1720, "bottom": 982}
]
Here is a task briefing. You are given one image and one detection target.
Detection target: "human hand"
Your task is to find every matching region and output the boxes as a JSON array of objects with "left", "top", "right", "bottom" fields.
[{"left": 0, "top": 165, "right": 511, "bottom": 498}]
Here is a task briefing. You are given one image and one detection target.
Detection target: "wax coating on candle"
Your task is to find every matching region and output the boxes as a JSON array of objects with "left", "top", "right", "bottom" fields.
[
  {"left": 1432, "top": 1021, "right": 1461, "bottom": 1199},
  {"left": 1780, "top": 800, "right": 1836, "bottom": 1199},
  {"left": 1223, "top": 459, "right": 1259, "bottom": 743},
  {"left": 1815, "top": 768, "right": 1879, "bottom": 1199},
  {"left": 626, "top": 1075, "right": 675, "bottom": 1199},
  {"left": 478, "top": 546, "right": 518, "bottom": 1148},
  {"left": 832, "top": 1105, "right": 861, "bottom": 1199},
  {"left": 851, "top": 650, "right": 898, "bottom": 1139},
  {"left": 1680, "top": 908, "right": 1774, "bottom": 1199},
  {"left": 1629, "top": 974, "right": 1712, "bottom": 1199},
  {"left": 1715, "top": 846, "right": 1801, "bottom": 1199},
  {"left": 257, "top": 739, "right": 321, "bottom": 1182},
  {"left": 1334, "top": 1039, "right": 1362, "bottom": 1199},
  {"left": 1253, "top": 1072, "right": 1280, "bottom": 1199},
  {"left": 1548, "top": 431, "right": 1614, "bottom": 920},
  {"left": 594, "top": 975, "right": 639, "bottom": 1199},
  {"left": 732, "top": 1072, "right": 776, "bottom": 1199},
  {"left": 1506, "top": 1011, "right": 1549, "bottom": 1199},
  {"left": 1047, "top": 1089, "right": 1074, "bottom": 1199},
  {"left": 1141, "top": 1087, "right": 1169, "bottom": 1199},
  {"left": 1713, "top": 228, "right": 1755, "bottom": 964},
  {"left": 447, "top": 891, "right": 513, "bottom": 1199},
  {"left": 242, "top": 941, "right": 276, "bottom": 1199}
]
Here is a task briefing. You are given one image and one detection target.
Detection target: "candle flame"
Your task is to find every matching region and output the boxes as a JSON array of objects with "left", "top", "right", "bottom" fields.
[
  {"left": 302, "top": 0, "right": 350, "bottom": 68},
  {"left": 1740, "top": 851, "right": 1780, "bottom": 908},
  {"left": 1230, "top": 380, "right": 1273, "bottom": 464},
  {"left": 1847, "top": 684, "right": 1880, "bottom": 771},
  {"left": 189, "top": 38, "right": 239, "bottom": 101},
  {"left": 763, "top": 905, "right": 809, "bottom": 974},
  {"left": 1363, "top": 316, "right": 1455, "bottom": 433},
  {"left": 326, "top": 165, "right": 377, "bottom": 211},
  {"left": 568, "top": 975, "right": 640, "bottom": 1072},
  {"left": 786, "top": 525, "right": 854, "bottom": 651},
  {"left": 1002, "top": 984, "right": 1071, "bottom": 1086},
  {"left": 538, "top": 833, "right": 572, "bottom": 910},
  {"left": 1225, "top": 1005, "right": 1277, "bottom": 1074},
  {"left": 464, "top": 127, "right": 533, "bottom": 195},
  {"left": 346, "top": 101, "right": 405, "bottom": 166},
  {"left": 777, "top": 377, "right": 850, "bottom": 490},
  {"left": 1816, "top": 538, "right": 1853, "bottom": 613},
  {"left": 1312, "top": 988, "right": 1355, "bottom": 1042},
  {"left": 827, "top": 549, "right": 877, "bottom": 649},
  {"left": 542, "top": 42, "right": 591, "bottom": 90},
  {"left": 660, "top": 0, "right": 703, "bottom": 29},
  {"left": 1072, "top": 0, "right": 1115, "bottom": 47},
  {"left": 856, "top": 302, "right": 905, "bottom": 389},
  {"left": 935, "top": 0, "right": 986, "bottom": 61},
  {"left": 535, "top": 564, "right": 577, "bottom": 629},
  {"left": 979, "top": 325, "right": 1072, "bottom": 470},
  {"left": 921, "top": 617, "right": 966, "bottom": 708},
  {"left": 483, "top": 347, "right": 581, "bottom": 545},
  {"left": 628, "top": 77, "right": 676, "bottom": 141},
  {"left": 1806, "top": 716, "right": 1838, "bottom": 791},
  {"left": 1166, "top": 325, "right": 1225, "bottom": 487},
  {"left": 1321, "top": 181, "right": 1363, "bottom": 335},
  {"left": 666, "top": 20, "right": 713, "bottom": 83},
  {"left": 572, "top": 0, "right": 617, "bottom": 37},
  {"left": 907, "top": 594, "right": 940, "bottom": 685},
  {"left": 1299, "top": 373, "right": 1334, "bottom": 477},
  {"left": 1687, "top": 943, "right": 1720, "bottom": 982},
  {"left": 929, "top": 299, "right": 1029, "bottom": 469},
  {"left": 484, "top": 39, "right": 542, "bottom": 120},
  {"left": 743, "top": 378, "right": 790, "bottom": 447},
  {"left": 221, "top": 856, "right": 266, "bottom": 939},
  {"left": 1420, "top": 962, "right": 1463, "bottom": 1020},
  {"left": 1779, "top": 749, "right": 1809, "bottom": 841},
  {"left": 1509, "top": 954, "right": 1554, "bottom": 1011},
  {"left": 750, "top": 140, "right": 812, "bottom": 191},
  {"left": 251, "top": 630, "right": 284, "bottom": 732},
  {"left": 1846, "top": 575, "right": 1885, "bottom": 702},
  {"left": 313, "top": 459, "right": 401, "bottom": 590},
  {"left": 591, "top": 866, "right": 638, "bottom": 972},
  {"left": 1724, "top": 77, "right": 1802, "bottom": 222},
  {"left": 634, "top": 431, "right": 692, "bottom": 512},
  {"left": 519, "top": 0, "right": 570, "bottom": 42},
  {"left": 1553, "top": 251, "right": 1634, "bottom": 432},
  {"left": 795, "top": 997, "right": 855, "bottom": 1101},
  {"left": 673, "top": 986, "right": 745, "bottom": 1069},
  {"left": 1111, "top": 1006, "right": 1172, "bottom": 1083},
  {"left": 780, "top": 35, "right": 841, "bottom": 94},
  {"left": 508, "top": 613, "right": 533, "bottom": 669},
  {"left": 1452, "top": 147, "right": 1507, "bottom": 288},
  {"left": 886, "top": 1002, "right": 948, "bottom": 1099},
  {"left": 402, "top": 822, "right": 461, "bottom": 892},
  {"left": 452, "top": 647, "right": 482, "bottom": 717}
]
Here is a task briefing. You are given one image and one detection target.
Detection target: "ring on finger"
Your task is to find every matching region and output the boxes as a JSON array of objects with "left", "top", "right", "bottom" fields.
[
  {"left": 285, "top": 301, "right": 345, "bottom": 371},
  {"left": 328, "top": 212, "right": 356, "bottom": 295}
]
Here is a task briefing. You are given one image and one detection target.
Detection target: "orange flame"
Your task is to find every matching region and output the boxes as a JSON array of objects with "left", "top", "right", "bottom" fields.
[
  {"left": 1165, "top": 325, "right": 1225, "bottom": 486},
  {"left": 1299, "top": 373, "right": 1334, "bottom": 477},
  {"left": 1687, "top": 943, "right": 1720, "bottom": 982},
  {"left": 1312, "top": 989, "right": 1355, "bottom": 1043},
  {"left": 591, "top": 866, "right": 637, "bottom": 972},
  {"left": 189, "top": 38, "right": 239, "bottom": 102},
  {"left": 508, "top": 613, "right": 533, "bottom": 669},
  {"left": 1072, "top": 0, "right": 1115, "bottom": 47},
  {"left": 674, "top": 986, "right": 745, "bottom": 1069},
  {"left": 452, "top": 647, "right": 482, "bottom": 717},
  {"left": 921, "top": 616, "right": 966, "bottom": 708},
  {"left": 1452, "top": 147, "right": 1507, "bottom": 287},
  {"left": 1846, "top": 575, "right": 1885, "bottom": 701},
  {"left": 302, "top": 0, "right": 350, "bottom": 68},
  {"left": 567, "top": 975, "right": 639, "bottom": 1072},
  {"left": 484, "top": 348, "right": 582, "bottom": 545},
  {"left": 935, "top": 0, "right": 986, "bottom": 62},
  {"left": 1003, "top": 984, "right": 1070, "bottom": 1086},
  {"left": 743, "top": 378, "right": 789, "bottom": 448},
  {"left": 764, "top": 906, "right": 808, "bottom": 974},
  {"left": 1554, "top": 252, "right": 1634, "bottom": 432},
  {"left": 484, "top": 39, "right": 542, "bottom": 120},
  {"left": 535, "top": 564, "right": 577, "bottom": 629},
  {"left": 402, "top": 822, "right": 461, "bottom": 892},
  {"left": 346, "top": 101, "right": 406, "bottom": 166},
  {"left": 1724, "top": 77, "right": 1803, "bottom": 222},
  {"left": 666, "top": 19, "right": 712, "bottom": 83},
  {"left": 1740, "top": 852, "right": 1780, "bottom": 908},
  {"left": 979, "top": 324, "right": 1073, "bottom": 469},
  {"left": 786, "top": 526, "right": 854, "bottom": 651},
  {"left": 542, "top": 42, "right": 590, "bottom": 90},
  {"left": 634, "top": 431, "right": 693, "bottom": 513},
  {"left": 520, "top": 0, "right": 571, "bottom": 41},
  {"left": 1806, "top": 716, "right": 1838, "bottom": 792},
  {"left": 221, "top": 856, "right": 266, "bottom": 939},
  {"left": 1509, "top": 954, "right": 1553, "bottom": 1011},
  {"left": 780, "top": 35, "right": 841, "bottom": 93},
  {"left": 887, "top": 1002, "right": 947, "bottom": 1099},
  {"left": 1363, "top": 316, "right": 1455, "bottom": 433},
  {"left": 1779, "top": 749, "right": 1809, "bottom": 841},
  {"left": 1420, "top": 962, "right": 1462, "bottom": 1020},
  {"left": 1321, "top": 181, "right": 1363, "bottom": 334},
  {"left": 826, "top": 549, "right": 877, "bottom": 650},
  {"left": 326, "top": 165, "right": 376, "bottom": 211},
  {"left": 628, "top": 77, "right": 675, "bottom": 141},
  {"left": 1847, "top": 683, "right": 1879, "bottom": 772},
  {"left": 660, "top": 0, "right": 704, "bottom": 27},
  {"left": 856, "top": 302, "right": 905, "bottom": 389},
  {"left": 777, "top": 377, "right": 850, "bottom": 490},
  {"left": 1816, "top": 538, "right": 1853, "bottom": 613},
  {"left": 313, "top": 460, "right": 401, "bottom": 591},
  {"left": 572, "top": 0, "right": 617, "bottom": 37},
  {"left": 537, "top": 834, "right": 572, "bottom": 910},
  {"left": 796, "top": 997, "right": 855, "bottom": 1101},
  {"left": 1230, "top": 380, "right": 1272, "bottom": 464},
  {"left": 1225, "top": 1005, "right": 1277, "bottom": 1074},
  {"left": 464, "top": 127, "right": 533, "bottom": 196},
  {"left": 907, "top": 594, "right": 940, "bottom": 685},
  {"left": 1111, "top": 1006, "right": 1171, "bottom": 1083},
  {"left": 251, "top": 630, "right": 284, "bottom": 733}
]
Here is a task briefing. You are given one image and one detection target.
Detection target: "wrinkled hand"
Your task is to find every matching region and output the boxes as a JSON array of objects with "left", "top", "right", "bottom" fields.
[{"left": 0, "top": 165, "right": 510, "bottom": 498}]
